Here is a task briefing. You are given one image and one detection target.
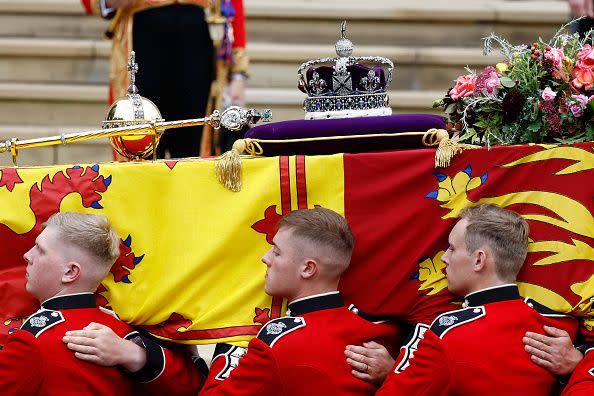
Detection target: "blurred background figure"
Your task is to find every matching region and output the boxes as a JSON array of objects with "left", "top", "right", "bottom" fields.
[
  {"left": 569, "top": 0, "right": 594, "bottom": 38},
  {"left": 80, "top": 0, "right": 249, "bottom": 159}
]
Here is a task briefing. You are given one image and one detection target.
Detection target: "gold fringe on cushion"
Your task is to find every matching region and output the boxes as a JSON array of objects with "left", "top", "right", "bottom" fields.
[{"left": 435, "top": 137, "right": 480, "bottom": 168}]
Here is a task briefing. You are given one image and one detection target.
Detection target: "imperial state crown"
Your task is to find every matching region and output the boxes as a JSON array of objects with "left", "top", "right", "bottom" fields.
[{"left": 298, "top": 21, "right": 394, "bottom": 120}]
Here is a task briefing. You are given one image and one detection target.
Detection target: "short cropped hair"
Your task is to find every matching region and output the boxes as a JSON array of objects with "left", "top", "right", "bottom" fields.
[
  {"left": 460, "top": 204, "right": 529, "bottom": 281},
  {"left": 44, "top": 212, "right": 120, "bottom": 267},
  {"left": 278, "top": 208, "right": 354, "bottom": 274}
]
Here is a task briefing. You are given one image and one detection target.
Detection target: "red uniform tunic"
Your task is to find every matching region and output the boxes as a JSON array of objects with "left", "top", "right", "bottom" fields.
[
  {"left": 0, "top": 293, "right": 203, "bottom": 396},
  {"left": 199, "top": 292, "right": 402, "bottom": 396},
  {"left": 561, "top": 349, "right": 594, "bottom": 395},
  {"left": 376, "top": 285, "right": 579, "bottom": 396},
  {"left": 0, "top": 293, "right": 136, "bottom": 395}
]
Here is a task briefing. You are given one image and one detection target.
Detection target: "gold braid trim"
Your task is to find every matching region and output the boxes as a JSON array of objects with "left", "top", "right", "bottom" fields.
[
  {"left": 238, "top": 139, "right": 263, "bottom": 156},
  {"left": 435, "top": 137, "right": 480, "bottom": 168},
  {"left": 231, "top": 47, "right": 250, "bottom": 75},
  {"left": 91, "top": 0, "right": 102, "bottom": 15}
]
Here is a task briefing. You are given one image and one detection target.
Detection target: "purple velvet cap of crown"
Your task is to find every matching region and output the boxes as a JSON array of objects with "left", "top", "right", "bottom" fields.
[
  {"left": 300, "top": 63, "right": 386, "bottom": 95},
  {"left": 247, "top": 114, "right": 445, "bottom": 140}
]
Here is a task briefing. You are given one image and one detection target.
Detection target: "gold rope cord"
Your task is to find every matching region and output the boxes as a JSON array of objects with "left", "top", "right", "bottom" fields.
[{"left": 238, "top": 129, "right": 449, "bottom": 156}]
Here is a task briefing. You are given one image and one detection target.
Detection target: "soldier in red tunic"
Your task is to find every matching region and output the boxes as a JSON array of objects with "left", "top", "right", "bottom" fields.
[
  {"left": 0, "top": 212, "right": 138, "bottom": 395},
  {"left": 346, "top": 204, "right": 578, "bottom": 396},
  {"left": 197, "top": 207, "right": 402, "bottom": 396},
  {"left": 0, "top": 212, "right": 203, "bottom": 395},
  {"left": 561, "top": 348, "right": 594, "bottom": 395}
]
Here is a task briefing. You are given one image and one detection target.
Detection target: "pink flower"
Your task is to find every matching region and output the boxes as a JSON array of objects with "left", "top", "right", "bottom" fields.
[
  {"left": 449, "top": 74, "right": 477, "bottom": 100},
  {"left": 572, "top": 94, "right": 589, "bottom": 106},
  {"left": 541, "top": 87, "right": 557, "bottom": 101},
  {"left": 572, "top": 67, "right": 594, "bottom": 90},
  {"left": 475, "top": 66, "right": 501, "bottom": 95},
  {"left": 544, "top": 47, "right": 566, "bottom": 69},
  {"left": 577, "top": 44, "right": 594, "bottom": 69},
  {"left": 569, "top": 104, "right": 583, "bottom": 117}
]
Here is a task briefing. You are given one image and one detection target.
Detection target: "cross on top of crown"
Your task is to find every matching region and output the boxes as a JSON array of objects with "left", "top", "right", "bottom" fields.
[
  {"left": 127, "top": 51, "right": 139, "bottom": 95},
  {"left": 340, "top": 20, "right": 347, "bottom": 40}
]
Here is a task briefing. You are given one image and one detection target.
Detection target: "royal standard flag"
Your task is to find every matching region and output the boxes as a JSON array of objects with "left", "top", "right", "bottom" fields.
[{"left": 0, "top": 142, "right": 593, "bottom": 346}]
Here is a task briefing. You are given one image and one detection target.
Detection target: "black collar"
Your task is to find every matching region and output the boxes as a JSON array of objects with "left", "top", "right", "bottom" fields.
[
  {"left": 287, "top": 292, "right": 344, "bottom": 316},
  {"left": 41, "top": 293, "right": 97, "bottom": 310},
  {"left": 463, "top": 285, "right": 521, "bottom": 307}
]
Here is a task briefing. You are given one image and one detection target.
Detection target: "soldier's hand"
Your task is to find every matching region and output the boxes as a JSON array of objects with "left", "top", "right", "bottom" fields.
[
  {"left": 569, "top": 0, "right": 594, "bottom": 18},
  {"left": 228, "top": 78, "right": 246, "bottom": 107},
  {"left": 523, "top": 325, "right": 583, "bottom": 375},
  {"left": 345, "top": 341, "right": 394, "bottom": 385},
  {"left": 63, "top": 322, "right": 147, "bottom": 372}
]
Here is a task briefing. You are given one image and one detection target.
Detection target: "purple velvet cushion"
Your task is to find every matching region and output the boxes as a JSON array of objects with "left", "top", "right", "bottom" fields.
[{"left": 245, "top": 114, "right": 446, "bottom": 156}]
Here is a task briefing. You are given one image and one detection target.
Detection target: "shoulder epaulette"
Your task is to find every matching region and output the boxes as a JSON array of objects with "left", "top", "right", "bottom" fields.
[
  {"left": 524, "top": 298, "right": 570, "bottom": 318},
  {"left": 21, "top": 309, "right": 64, "bottom": 337},
  {"left": 256, "top": 316, "right": 305, "bottom": 347},
  {"left": 394, "top": 323, "right": 430, "bottom": 374},
  {"left": 348, "top": 304, "right": 390, "bottom": 324},
  {"left": 430, "top": 307, "right": 485, "bottom": 338},
  {"left": 212, "top": 343, "right": 248, "bottom": 380}
]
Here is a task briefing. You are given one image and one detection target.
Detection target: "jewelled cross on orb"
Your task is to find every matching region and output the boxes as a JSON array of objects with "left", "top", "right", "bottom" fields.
[
  {"left": 340, "top": 20, "right": 347, "bottom": 39},
  {"left": 127, "top": 51, "right": 139, "bottom": 95}
]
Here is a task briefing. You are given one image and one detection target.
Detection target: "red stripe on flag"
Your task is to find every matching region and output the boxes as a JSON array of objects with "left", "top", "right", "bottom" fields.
[
  {"left": 295, "top": 156, "right": 308, "bottom": 209},
  {"left": 279, "top": 156, "right": 291, "bottom": 215},
  {"left": 270, "top": 296, "right": 283, "bottom": 319}
]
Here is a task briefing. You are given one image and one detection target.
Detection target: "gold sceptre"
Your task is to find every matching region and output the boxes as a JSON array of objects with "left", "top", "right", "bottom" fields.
[{"left": 0, "top": 106, "right": 271, "bottom": 166}]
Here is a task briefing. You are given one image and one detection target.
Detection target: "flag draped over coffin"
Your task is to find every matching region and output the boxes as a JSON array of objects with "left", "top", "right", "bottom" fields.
[{"left": 0, "top": 142, "right": 592, "bottom": 347}]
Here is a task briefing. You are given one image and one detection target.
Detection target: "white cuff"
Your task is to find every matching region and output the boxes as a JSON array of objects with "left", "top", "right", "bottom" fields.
[{"left": 100, "top": 0, "right": 115, "bottom": 17}]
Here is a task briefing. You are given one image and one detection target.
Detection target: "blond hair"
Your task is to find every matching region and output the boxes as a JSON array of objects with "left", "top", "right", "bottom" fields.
[
  {"left": 460, "top": 204, "right": 529, "bottom": 281},
  {"left": 44, "top": 212, "right": 120, "bottom": 267}
]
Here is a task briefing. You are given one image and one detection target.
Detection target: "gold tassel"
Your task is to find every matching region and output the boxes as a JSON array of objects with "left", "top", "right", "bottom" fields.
[
  {"left": 435, "top": 137, "right": 480, "bottom": 168},
  {"left": 214, "top": 139, "right": 246, "bottom": 192}
]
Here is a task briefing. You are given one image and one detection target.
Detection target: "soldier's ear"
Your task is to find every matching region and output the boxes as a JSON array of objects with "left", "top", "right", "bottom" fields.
[
  {"left": 472, "top": 249, "right": 487, "bottom": 272},
  {"left": 301, "top": 259, "right": 318, "bottom": 279},
  {"left": 62, "top": 262, "right": 81, "bottom": 284}
]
